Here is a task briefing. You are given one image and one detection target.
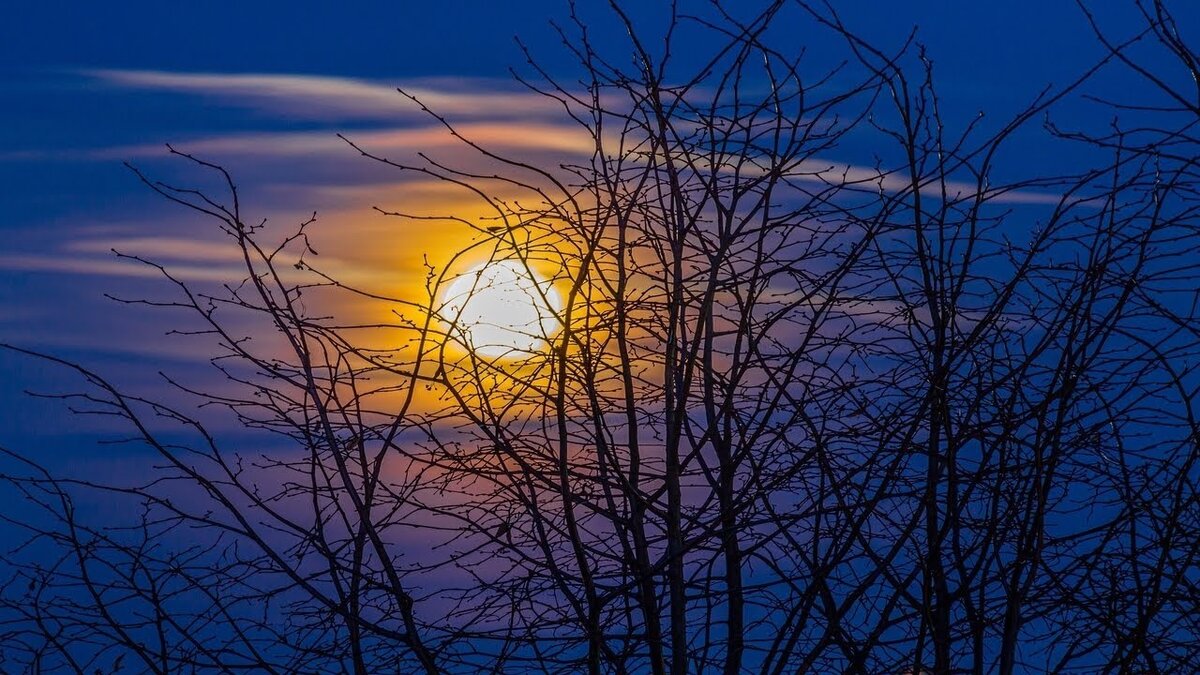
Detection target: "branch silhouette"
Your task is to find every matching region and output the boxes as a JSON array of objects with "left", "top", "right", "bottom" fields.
[{"left": 3, "top": 2, "right": 1200, "bottom": 673}]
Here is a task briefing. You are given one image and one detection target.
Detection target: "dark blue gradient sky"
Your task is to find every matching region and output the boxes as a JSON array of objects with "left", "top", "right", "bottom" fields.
[{"left": 1, "top": 0, "right": 1196, "bottom": 475}]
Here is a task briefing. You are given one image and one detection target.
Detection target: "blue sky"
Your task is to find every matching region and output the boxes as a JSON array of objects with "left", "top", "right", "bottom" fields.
[
  {"left": 2, "top": 4, "right": 1199, "bottom": 672},
  {"left": 1, "top": 0, "right": 1195, "bottom": 463}
]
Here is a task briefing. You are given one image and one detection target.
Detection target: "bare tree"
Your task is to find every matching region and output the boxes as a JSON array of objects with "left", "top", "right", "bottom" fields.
[{"left": 3, "top": 1, "right": 1199, "bottom": 673}]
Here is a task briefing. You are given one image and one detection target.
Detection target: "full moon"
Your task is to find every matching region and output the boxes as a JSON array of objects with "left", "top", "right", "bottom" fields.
[{"left": 439, "top": 260, "right": 563, "bottom": 358}]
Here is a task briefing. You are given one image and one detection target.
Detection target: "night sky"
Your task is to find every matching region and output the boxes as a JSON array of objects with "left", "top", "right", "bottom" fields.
[
  {"left": 1, "top": 0, "right": 1196, "bottom": 541},
  {"left": 3, "top": 3, "right": 1200, "bottom": 672}
]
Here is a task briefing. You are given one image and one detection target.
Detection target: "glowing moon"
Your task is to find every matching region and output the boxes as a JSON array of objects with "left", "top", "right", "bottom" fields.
[{"left": 440, "top": 260, "right": 563, "bottom": 358}]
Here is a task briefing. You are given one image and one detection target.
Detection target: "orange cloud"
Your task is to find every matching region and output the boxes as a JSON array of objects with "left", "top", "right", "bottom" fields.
[{"left": 90, "top": 122, "right": 595, "bottom": 161}]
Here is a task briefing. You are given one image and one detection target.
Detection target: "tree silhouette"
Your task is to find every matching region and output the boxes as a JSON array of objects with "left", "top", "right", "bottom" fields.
[{"left": 3, "top": 2, "right": 1199, "bottom": 673}]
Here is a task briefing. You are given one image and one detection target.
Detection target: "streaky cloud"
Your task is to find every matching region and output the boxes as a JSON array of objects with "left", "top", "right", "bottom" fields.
[
  {"left": 82, "top": 69, "right": 557, "bottom": 121},
  {"left": 94, "top": 123, "right": 596, "bottom": 161}
]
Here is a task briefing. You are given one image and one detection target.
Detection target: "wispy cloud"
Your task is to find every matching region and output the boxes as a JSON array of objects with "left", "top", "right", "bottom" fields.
[
  {"left": 0, "top": 253, "right": 244, "bottom": 283},
  {"left": 13, "top": 69, "right": 1068, "bottom": 207},
  {"left": 790, "top": 159, "right": 1067, "bottom": 206},
  {"left": 66, "top": 237, "right": 243, "bottom": 264},
  {"left": 83, "top": 70, "right": 555, "bottom": 122},
  {"left": 2, "top": 240, "right": 389, "bottom": 288},
  {"left": 93, "top": 122, "right": 595, "bottom": 161}
]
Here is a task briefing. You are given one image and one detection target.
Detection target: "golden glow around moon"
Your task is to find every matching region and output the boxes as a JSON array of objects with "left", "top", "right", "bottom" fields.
[{"left": 440, "top": 260, "right": 562, "bottom": 358}]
